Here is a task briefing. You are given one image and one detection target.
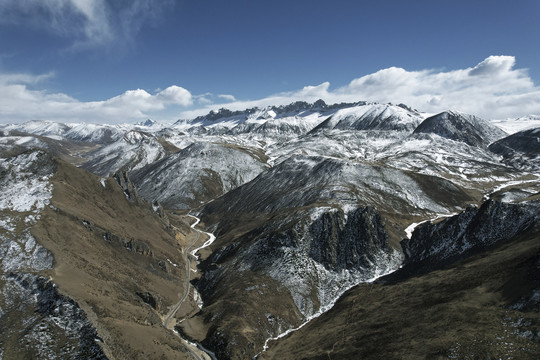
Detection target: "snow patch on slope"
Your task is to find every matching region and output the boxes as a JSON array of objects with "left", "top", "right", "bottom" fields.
[
  {"left": 0, "top": 151, "right": 54, "bottom": 272},
  {"left": 0, "top": 151, "right": 53, "bottom": 212}
]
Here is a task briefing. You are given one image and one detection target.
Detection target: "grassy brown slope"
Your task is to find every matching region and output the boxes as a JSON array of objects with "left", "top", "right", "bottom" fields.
[
  {"left": 32, "top": 158, "right": 198, "bottom": 359},
  {"left": 179, "top": 271, "right": 303, "bottom": 359},
  {"left": 261, "top": 227, "right": 540, "bottom": 360}
]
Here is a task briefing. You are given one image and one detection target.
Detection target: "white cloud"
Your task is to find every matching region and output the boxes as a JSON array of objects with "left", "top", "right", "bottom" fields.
[
  {"left": 469, "top": 55, "right": 516, "bottom": 77},
  {"left": 0, "top": 0, "right": 173, "bottom": 48},
  {"left": 1, "top": 56, "right": 539, "bottom": 124},
  {"left": 218, "top": 94, "right": 237, "bottom": 102},
  {"left": 0, "top": 73, "right": 192, "bottom": 123},
  {"left": 181, "top": 55, "right": 540, "bottom": 120},
  {"left": 0, "top": 71, "right": 56, "bottom": 85},
  {"left": 155, "top": 86, "right": 193, "bottom": 106}
]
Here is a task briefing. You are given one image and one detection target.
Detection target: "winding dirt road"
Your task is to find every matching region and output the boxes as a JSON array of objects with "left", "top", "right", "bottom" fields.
[{"left": 163, "top": 224, "right": 200, "bottom": 329}]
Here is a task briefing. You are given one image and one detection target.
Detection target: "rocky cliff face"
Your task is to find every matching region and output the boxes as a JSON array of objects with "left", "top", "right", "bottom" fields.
[
  {"left": 309, "top": 207, "right": 391, "bottom": 271},
  {"left": 259, "top": 202, "right": 540, "bottom": 360},
  {"left": 398, "top": 199, "right": 540, "bottom": 277},
  {"left": 0, "top": 273, "right": 107, "bottom": 360},
  {"left": 489, "top": 127, "right": 540, "bottom": 170},
  {"left": 192, "top": 205, "right": 401, "bottom": 359}
]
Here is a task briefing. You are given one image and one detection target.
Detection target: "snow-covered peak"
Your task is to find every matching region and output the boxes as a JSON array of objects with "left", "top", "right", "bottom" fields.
[
  {"left": 64, "top": 123, "right": 126, "bottom": 144},
  {"left": 491, "top": 114, "right": 540, "bottom": 134},
  {"left": 1, "top": 120, "right": 128, "bottom": 144},
  {"left": 254, "top": 108, "right": 277, "bottom": 120},
  {"left": 414, "top": 110, "right": 507, "bottom": 147},
  {"left": 82, "top": 131, "right": 167, "bottom": 176},
  {"left": 136, "top": 119, "right": 157, "bottom": 127},
  {"left": 312, "top": 103, "right": 423, "bottom": 133}
]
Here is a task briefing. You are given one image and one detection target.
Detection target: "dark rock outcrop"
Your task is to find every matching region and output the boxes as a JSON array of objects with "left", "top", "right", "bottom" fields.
[
  {"left": 489, "top": 127, "right": 540, "bottom": 170},
  {"left": 0, "top": 273, "right": 107, "bottom": 359},
  {"left": 397, "top": 199, "right": 540, "bottom": 278},
  {"left": 114, "top": 170, "right": 141, "bottom": 203},
  {"left": 308, "top": 207, "right": 390, "bottom": 271},
  {"left": 194, "top": 206, "right": 401, "bottom": 360},
  {"left": 136, "top": 291, "right": 158, "bottom": 310}
]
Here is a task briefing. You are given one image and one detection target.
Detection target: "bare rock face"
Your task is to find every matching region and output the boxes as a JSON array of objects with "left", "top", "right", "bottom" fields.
[
  {"left": 489, "top": 127, "right": 540, "bottom": 170},
  {"left": 309, "top": 207, "right": 391, "bottom": 271},
  {"left": 399, "top": 199, "right": 540, "bottom": 277},
  {"left": 194, "top": 206, "right": 401, "bottom": 360},
  {"left": 114, "top": 170, "right": 141, "bottom": 203},
  {"left": 1, "top": 273, "right": 108, "bottom": 360}
]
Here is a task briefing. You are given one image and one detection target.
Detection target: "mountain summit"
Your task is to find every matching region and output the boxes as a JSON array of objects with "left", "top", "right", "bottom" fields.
[{"left": 414, "top": 110, "right": 507, "bottom": 146}]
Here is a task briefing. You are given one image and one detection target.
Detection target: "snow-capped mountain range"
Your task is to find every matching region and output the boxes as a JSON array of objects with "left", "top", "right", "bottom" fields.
[{"left": 1, "top": 99, "right": 539, "bottom": 359}]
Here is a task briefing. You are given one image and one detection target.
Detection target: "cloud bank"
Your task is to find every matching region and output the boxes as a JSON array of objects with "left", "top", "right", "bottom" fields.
[
  {"left": 0, "top": 73, "right": 192, "bottom": 123},
  {"left": 0, "top": 0, "right": 173, "bottom": 48},
  {"left": 0, "top": 56, "right": 539, "bottom": 124},
  {"left": 181, "top": 55, "right": 540, "bottom": 121}
]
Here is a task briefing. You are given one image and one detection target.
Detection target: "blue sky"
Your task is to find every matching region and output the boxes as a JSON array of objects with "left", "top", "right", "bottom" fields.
[{"left": 0, "top": 0, "right": 539, "bottom": 123}]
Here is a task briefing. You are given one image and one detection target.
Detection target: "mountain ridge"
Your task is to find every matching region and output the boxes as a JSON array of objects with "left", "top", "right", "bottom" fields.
[{"left": 0, "top": 99, "right": 539, "bottom": 359}]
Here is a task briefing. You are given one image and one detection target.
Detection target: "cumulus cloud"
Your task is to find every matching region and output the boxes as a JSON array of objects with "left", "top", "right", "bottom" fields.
[
  {"left": 0, "top": 0, "right": 173, "bottom": 48},
  {"left": 218, "top": 94, "right": 237, "bottom": 102},
  {"left": 0, "top": 72, "right": 192, "bottom": 123},
  {"left": 1, "top": 56, "right": 539, "bottom": 124},
  {"left": 155, "top": 86, "right": 193, "bottom": 106},
  {"left": 181, "top": 55, "right": 540, "bottom": 120},
  {"left": 469, "top": 55, "right": 516, "bottom": 76}
]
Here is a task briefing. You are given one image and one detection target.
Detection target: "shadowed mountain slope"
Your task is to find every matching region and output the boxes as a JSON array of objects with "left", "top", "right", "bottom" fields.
[
  {"left": 260, "top": 200, "right": 540, "bottom": 360},
  {"left": 414, "top": 111, "right": 507, "bottom": 147}
]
